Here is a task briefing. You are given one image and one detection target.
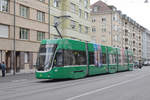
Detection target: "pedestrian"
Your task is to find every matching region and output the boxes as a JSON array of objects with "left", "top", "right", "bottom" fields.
[
  {"left": 1, "top": 61, "right": 6, "bottom": 77},
  {"left": 0, "top": 62, "right": 1, "bottom": 70}
]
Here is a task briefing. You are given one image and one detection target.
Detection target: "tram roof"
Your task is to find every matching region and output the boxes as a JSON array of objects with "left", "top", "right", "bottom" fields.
[{"left": 40, "top": 39, "right": 133, "bottom": 55}]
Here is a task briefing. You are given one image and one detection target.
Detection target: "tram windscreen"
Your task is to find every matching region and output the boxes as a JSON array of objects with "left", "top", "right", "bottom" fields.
[{"left": 36, "top": 44, "right": 57, "bottom": 71}]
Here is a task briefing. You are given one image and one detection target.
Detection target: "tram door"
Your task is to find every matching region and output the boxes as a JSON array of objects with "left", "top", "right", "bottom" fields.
[
  {"left": 116, "top": 48, "right": 119, "bottom": 71},
  {"left": 85, "top": 43, "right": 89, "bottom": 76}
]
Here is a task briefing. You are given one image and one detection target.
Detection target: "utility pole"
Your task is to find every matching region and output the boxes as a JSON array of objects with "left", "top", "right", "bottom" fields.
[
  {"left": 13, "top": 0, "right": 16, "bottom": 75},
  {"left": 48, "top": 0, "right": 50, "bottom": 39}
]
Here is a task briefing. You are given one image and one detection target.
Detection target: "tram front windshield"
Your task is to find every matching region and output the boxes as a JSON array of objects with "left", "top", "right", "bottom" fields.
[{"left": 36, "top": 44, "right": 57, "bottom": 71}]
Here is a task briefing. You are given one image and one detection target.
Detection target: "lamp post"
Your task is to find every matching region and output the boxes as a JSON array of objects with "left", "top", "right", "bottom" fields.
[
  {"left": 13, "top": 0, "right": 16, "bottom": 75},
  {"left": 48, "top": 0, "right": 50, "bottom": 39},
  {"left": 0, "top": 50, "right": 2, "bottom": 63}
]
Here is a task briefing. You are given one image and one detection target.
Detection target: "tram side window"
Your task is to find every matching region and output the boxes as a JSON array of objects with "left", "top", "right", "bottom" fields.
[
  {"left": 118, "top": 55, "right": 121, "bottom": 64},
  {"left": 89, "top": 52, "right": 94, "bottom": 65},
  {"left": 74, "top": 51, "right": 86, "bottom": 65},
  {"left": 102, "top": 53, "right": 106, "bottom": 64},
  {"left": 128, "top": 56, "right": 133, "bottom": 63},
  {"left": 64, "top": 50, "right": 86, "bottom": 66},
  {"left": 64, "top": 50, "right": 76, "bottom": 66},
  {"left": 109, "top": 54, "right": 113, "bottom": 64},
  {"left": 53, "top": 50, "right": 63, "bottom": 67},
  {"left": 109, "top": 54, "right": 117, "bottom": 64},
  {"left": 113, "top": 55, "right": 117, "bottom": 64},
  {"left": 120, "top": 54, "right": 127, "bottom": 65},
  {"left": 124, "top": 55, "right": 128, "bottom": 64},
  {"left": 122, "top": 55, "right": 127, "bottom": 64}
]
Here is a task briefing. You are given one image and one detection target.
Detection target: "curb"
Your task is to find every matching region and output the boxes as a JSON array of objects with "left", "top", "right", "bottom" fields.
[{"left": 0, "top": 69, "right": 35, "bottom": 77}]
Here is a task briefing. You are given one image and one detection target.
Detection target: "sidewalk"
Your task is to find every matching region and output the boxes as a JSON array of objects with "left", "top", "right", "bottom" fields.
[{"left": 0, "top": 68, "right": 35, "bottom": 77}]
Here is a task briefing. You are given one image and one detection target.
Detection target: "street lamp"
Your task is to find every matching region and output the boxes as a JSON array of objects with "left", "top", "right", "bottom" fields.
[
  {"left": 48, "top": 0, "right": 50, "bottom": 39},
  {"left": 13, "top": 0, "right": 16, "bottom": 75}
]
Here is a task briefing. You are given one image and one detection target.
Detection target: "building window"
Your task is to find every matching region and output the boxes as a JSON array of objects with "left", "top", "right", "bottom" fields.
[
  {"left": 79, "top": 0, "right": 82, "bottom": 3},
  {"left": 20, "top": 28, "right": 29, "bottom": 40},
  {"left": 70, "top": 20, "right": 76, "bottom": 29},
  {"left": 0, "top": 24, "right": 8, "bottom": 38},
  {"left": 37, "top": 31, "right": 45, "bottom": 41},
  {"left": 54, "top": 16, "right": 59, "bottom": 25},
  {"left": 53, "top": 35, "right": 59, "bottom": 39},
  {"left": 84, "top": 11, "right": 88, "bottom": 19},
  {"left": 113, "top": 14, "right": 117, "bottom": 21},
  {"left": 79, "top": 9, "right": 82, "bottom": 17},
  {"left": 85, "top": 26, "right": 88, "bottom": 34},
  {"left": 93, "top": 6, "right": 99, "bottom": 12},
  {"left": 102, "top": 28, "right": 106, "bottom": 32},
  {"left": 39, "top": 0, "right": 45, "bottom": 2},
  {"left": 79, "top": 24, "right": 82, "bottom": 33},
  {"left": 20, "top": 5, "right": 29, "bottom": 18},
  {"left": 53, "top": 0, "right": 60, "bottom": 7},
  {"left": 70, "top": 3, "right": 76, "bottom": 13},
  {"left": 102, "top": 24, "right": 106, "bottom": 32},
  {"left": 0, "top": 0, "right": 9, "bottom": 12},
  {"left": 92, "top": 27, "right": 96, "bottom": 32},
  {"left": 37, "top": 10, "right": 45, "bottom": 22},
  {"left": 84, "top": 0, "right": 88, "bottom": 8},
  {"left": 102, "top": 17, "right": 106, "bottom": 23},
  {"left": 92, "top": 18, "right": 96, "bottom": 22}
]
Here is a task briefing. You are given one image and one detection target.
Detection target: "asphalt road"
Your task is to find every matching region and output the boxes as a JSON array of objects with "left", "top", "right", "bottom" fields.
[{"left": 0, "top": 66, "right": 150, "bottom": 100}]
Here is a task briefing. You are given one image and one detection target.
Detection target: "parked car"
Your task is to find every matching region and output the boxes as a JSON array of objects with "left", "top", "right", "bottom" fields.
[
  {"left": 143, "top": 61, "right": 148, "bottom": 66},
  {"left": 143, "top": 61, "right": 150, "bottom": 66}
]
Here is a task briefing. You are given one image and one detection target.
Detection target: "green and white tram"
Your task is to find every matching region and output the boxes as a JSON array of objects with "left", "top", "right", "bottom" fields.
[{"left": 35, "top": 39, "right": 133, "bottom": 79}]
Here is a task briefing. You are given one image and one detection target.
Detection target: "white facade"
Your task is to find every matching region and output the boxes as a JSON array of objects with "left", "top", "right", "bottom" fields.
[{"left": 142, "top": 30, "right": 150, "bottom": 60}]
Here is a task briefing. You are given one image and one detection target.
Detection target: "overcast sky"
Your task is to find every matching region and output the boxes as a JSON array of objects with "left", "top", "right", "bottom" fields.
[{"left": 91, "top": 0, "right": 150, "bottom": 30}]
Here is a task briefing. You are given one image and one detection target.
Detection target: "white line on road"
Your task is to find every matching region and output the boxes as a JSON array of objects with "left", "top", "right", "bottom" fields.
[
  {"left": 66, "top": 74, "right": 150, "bottom": 100},
  {"left": 12, "top": 79, "right": 28, "bottom": 83}
]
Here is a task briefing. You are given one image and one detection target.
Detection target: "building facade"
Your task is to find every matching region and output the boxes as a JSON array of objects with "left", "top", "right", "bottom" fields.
[
  {"left": 122, "top": 15, "right": 143, "bottom": 61},
  {"left": 142, "top": 29, "right": 150, "bottom": 61},
  {"left": 91, "top": 1, "right": 123, "bottom": 48},
  {"left": 91, "top": 0, "right": 143, "bottom": 61},
  {"left": 0, "top": 0, "right": 91, "bottom": 73}
]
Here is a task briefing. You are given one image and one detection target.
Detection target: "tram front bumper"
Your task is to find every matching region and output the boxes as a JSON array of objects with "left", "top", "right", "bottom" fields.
[{"left": 35, "top": 71, "right": 52, "bottom": 79}]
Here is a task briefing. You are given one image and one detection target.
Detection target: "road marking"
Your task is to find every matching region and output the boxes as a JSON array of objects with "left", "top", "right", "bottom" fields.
[
  {"left": 66, "top": 74, "right": 150, "bottom": 100},
  {"left": 12, "top": 79, "right": 28, "bottom": 83}
]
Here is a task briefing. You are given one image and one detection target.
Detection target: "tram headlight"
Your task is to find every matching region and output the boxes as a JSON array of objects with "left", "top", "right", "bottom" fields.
[{"left": 54, "top": 69, "right": 58, "bottom": 72}]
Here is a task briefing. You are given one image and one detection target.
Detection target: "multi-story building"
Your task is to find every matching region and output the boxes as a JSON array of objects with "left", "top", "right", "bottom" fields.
[
  {"left": 122, "top": 15, "right": 143, "bottom": 61},
  {"left": 91, "top": 1, "right": 123, "bottom": 48},
  {"left": 91, "top": 0, "right": 143, "bottom": 61},
  {"left": 0, "top": 0, "right": 91, "bottom": 73},
  {"left": 142, "top": 29, "right": 150, "bottom": 61}
]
